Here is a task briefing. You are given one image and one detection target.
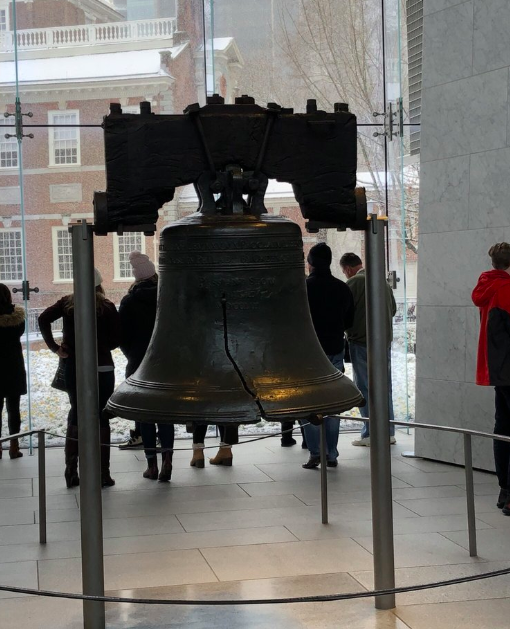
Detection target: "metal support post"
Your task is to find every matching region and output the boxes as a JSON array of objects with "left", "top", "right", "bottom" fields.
[
  {"left": 320, "top": 421, "right": 328, "bottom": 524},
  {"left": 37, "top": 431, "right": 47, "bottom": 544},
  {"left": 366, "top": 214, "right": 396, "bottom": 610},
  {"left": 71, "top": 221, "right": 106, "bottom": 629},
  {"left": 463, "top": 434, "right": 478, "bottom": 557}
]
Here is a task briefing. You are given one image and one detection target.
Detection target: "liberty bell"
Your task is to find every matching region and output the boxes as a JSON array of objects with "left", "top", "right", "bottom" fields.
[{"left": 107, "top": 163, "right": 364, "bottom": 425}]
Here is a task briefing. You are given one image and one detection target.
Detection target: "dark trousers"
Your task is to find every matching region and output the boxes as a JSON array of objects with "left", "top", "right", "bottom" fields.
[
  {"left": 140, "top": 422, "right": 175, "bottom": 459},
  {"left": 193, "top": 424, "right": 239, "bottom": 445},
  {"left": 64, "top": 360, "right": 114, "bottom": 428},
  {"left": 0, "top": 396, "right": 22, "bottom": 437},
  {"left": 494, "top": 386, "right": 510, "bottom": 489}
]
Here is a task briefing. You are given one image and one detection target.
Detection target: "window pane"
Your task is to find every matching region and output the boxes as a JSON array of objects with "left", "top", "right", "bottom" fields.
[
  {"left": 0, "top": 120, "right": 19, "bottom": 168},
  {"left": 0, "top": 230, "right": 23, "bottom": 281}
]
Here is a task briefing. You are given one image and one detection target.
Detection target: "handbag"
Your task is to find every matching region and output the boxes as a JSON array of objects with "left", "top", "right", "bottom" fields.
[{"left": 51, "top": 357, "right": 67, "bottom": 392}]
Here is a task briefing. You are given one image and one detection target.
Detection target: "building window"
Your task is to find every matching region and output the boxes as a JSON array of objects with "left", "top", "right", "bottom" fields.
[
  {"left": 48, "top": 111, "right": 81, "bottom": 166},
  {"left": 0, "top": 120, "right": 19, "bottom": 169},
  {"left": 52, "top": 227, "right": 73, "bottom": 282},
  {"left": 0, "top": 9, "right": 7, "bottom": 32},
  {"left": 0, "top": 229, "right": 23, "bottom": 282},
  {"left": 114, "top": 233, "right": 145, "bottom": 280}
]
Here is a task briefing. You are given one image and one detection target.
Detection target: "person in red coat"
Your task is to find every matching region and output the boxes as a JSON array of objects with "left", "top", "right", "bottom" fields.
[{"left": 472, "top": 243, "right": 510, "bottom": 516}]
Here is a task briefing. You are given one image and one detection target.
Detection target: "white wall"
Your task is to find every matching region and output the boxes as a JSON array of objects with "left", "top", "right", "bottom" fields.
[{"left": 415, "top": 0, "right": 510, "bottom": 470}]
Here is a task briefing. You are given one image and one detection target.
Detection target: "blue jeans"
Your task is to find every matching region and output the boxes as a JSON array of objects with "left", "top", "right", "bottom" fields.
[
  {"left": 302, "top": 351, "right": 344, "bottom": 461},
  {"left": 349, "top": 342, "right": 395, "bottom": 439}
]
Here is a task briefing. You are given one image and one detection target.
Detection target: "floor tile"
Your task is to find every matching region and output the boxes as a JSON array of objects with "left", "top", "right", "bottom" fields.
[
  {"left": 100, "top": 494, "right": 304, "bottom": 520},
  {"left": 201, "top": 538, "right": 374, "bottom": 580},
  {"left": 395, "top": 598, "right": 510, "bottom": 629},
  {"left": 475, "top": 511, "right": 510, "bottom": 529},
  {"left": 0, "top": 560, "right": 38, "bottom": 599},
  {"left": 391, "top": 470, "right": 495, "bottom": 488},
  {"left": 286, "top": 515, "right": 492, "bottom": 542},
  {"left": 0, "top": 510, "right": 34, "bottom": 526},
  {"left": 442, "top": 528, "right": 510, "bottom": 561},
  {"left": 395, "top": 495, "right": 499, "bottom": 517},
  {"left": 0, "top": 478, "right": 33, "bottom": 498},
  {"left": 353, "top": 533, "right": 485, "bottom": 568},
  {"left": 38, "top": 549, "right": 218, "bottom": 592},
  {"left": 352, "top": 561, "right": 510, "bottom": 606}
]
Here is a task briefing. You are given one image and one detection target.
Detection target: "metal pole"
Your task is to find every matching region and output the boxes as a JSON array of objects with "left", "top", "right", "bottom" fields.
[
  {"left": 320, "top": 421, "right": 328, "bottom": 524},
  {"left": 366, "top": 214, "right": 396, "bottom": 610},
  {"left": 71, "top": 221, "right": 105, "bottom": 629},
  {"left": 37, "top": 431, "right": 46, "bottom": 544},
  {"left": 463, "top": 434, "right": 478, "bottom": 557}
]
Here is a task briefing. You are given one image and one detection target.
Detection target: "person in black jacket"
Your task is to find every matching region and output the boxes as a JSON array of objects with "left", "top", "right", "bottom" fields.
[
  {"left": 0, "top": 284, "right": 27, "bottom": 460},
  {"left": 39, "top": 270, "right": 120, "bottom": 488},
  {"left": 119, "top": 251, "right": 174, "bottom": 482},
  {"left": 301, "top": 243, "right": 355, "bottom": 469}
]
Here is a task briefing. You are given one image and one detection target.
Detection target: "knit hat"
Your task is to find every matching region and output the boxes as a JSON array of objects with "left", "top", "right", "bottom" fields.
[
  {"left": 307, "top": 242, "right": 332, "bottom": 269},
  {"left": 94, "top": 268, "right": 103, "bottom": 287},
  {"left": 129, "top": 250, "right": 156, "bottom": 281}
]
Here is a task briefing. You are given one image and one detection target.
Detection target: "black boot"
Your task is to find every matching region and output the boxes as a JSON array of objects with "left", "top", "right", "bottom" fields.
[
  {"left": 64, "top": 425, "right": 80, "bottom": 488},
  {"left": 143, "top": 456, "right": 159, "bottom": 480},
  {"left": 302, "top": 456, "right": 320, "bottom": 469},
  {"left": 281, "top": 422, "right": 297, "bottom": 447},
  {"left": 158, "top": 450, "right": 173, "bottom": 482},
  {"left": 100, "top": 426, "right": 115, "bottom": 488},
  {"left": 497, "top": 488, "right": 507, "bottom": 509}
]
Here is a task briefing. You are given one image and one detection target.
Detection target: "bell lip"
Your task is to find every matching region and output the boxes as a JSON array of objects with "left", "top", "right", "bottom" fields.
[{"left": 105, "top": 394, "right": 364, "bottom": 424}]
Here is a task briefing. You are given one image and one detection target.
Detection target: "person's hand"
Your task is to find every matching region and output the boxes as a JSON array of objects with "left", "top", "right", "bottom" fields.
[{"left": 56, "top": 346, "right": 69, "bottom": 359}]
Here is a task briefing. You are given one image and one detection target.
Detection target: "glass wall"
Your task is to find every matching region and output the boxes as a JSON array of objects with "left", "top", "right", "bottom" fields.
[{"left": 0, "top": 0, "right": 417, "bottom": 442}]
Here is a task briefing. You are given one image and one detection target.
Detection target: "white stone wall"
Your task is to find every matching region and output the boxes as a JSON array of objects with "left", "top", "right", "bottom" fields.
[{"left": 415, "top": 0, "right": 510, "bottom": 470}]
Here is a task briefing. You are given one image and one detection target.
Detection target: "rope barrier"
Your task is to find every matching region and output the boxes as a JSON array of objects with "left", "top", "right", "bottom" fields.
[
  {"left": 43, "top": 423, "right": 314, "bottom": 452},
  {"left": 1, "top": 566, "right": 509, "bottom": 605}
]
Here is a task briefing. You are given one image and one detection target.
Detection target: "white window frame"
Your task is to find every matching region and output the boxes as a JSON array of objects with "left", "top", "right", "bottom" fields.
[
  {"left": 51, "top": 226, "right": 74, "bottom": 283},
  {"left": 0, "top": 227, "right": 23, "bottom": 283},
  {"left": 113, "top": 232, "right": 146, "bottom": 281},
  {"left": 48, "top": 110, "right": 81, "bottom": 167},
  {"left": 0, "top": 119, "right": 19, "bottom": 169},
  {"left": 0, "top": 7, "right": 8, "bottom": 32}
]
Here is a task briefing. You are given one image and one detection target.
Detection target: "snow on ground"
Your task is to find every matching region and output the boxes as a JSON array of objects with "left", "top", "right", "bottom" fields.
[{"left": 14, "top": 346, "right": 415, "bottom": 446}]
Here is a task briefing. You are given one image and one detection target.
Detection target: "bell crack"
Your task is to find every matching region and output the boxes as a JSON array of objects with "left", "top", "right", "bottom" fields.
[{"left": 221, "top": 294, "right": 266, "bottom": 418}]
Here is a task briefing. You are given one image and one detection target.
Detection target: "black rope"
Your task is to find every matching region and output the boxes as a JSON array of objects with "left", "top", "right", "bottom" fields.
[{"left": 0, "top": 566, "right": 509, "bottom": 605}]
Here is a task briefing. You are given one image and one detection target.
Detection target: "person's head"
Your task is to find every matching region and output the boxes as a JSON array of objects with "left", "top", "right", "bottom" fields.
[
  {"left": 307, "top": 242, "right": 332, "bottom": 273},
  {"left": 489, "top": 243, "right": 510, "bottom": 272},
  {"left": 129, "top": 251, "right": 157, "bottom": 288},
  {"left": 0, "top": 283, "right": 12, "bottom": 307},
  {"left": 0, "top": 283, "right": 14, "bottom": 315},
  {"left": 340, "top": 252, "right": 363, "bottom": 279},
  {"left": 64, "top": 268, "right": 105, "bottom": 314}
]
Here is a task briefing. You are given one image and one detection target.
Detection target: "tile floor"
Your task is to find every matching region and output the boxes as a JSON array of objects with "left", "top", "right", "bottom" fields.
[{"left": 0, "top": 429, "right": 509, "bottom": 628}]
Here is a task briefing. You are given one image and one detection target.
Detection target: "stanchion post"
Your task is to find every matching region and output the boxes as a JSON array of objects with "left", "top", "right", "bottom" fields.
[
  {"left": 37, "top": 431, "right": 47, "bottom": 544},
  {"left": 365, "top": 214, "right": 396, "bottom": 610},
  {"left": 71, "top": 220, "right": 106, "bottom": 629},
  {"left": 320, "top": 421, "right": 328, "bottom": 524},
  {"left": 463, "top": 434, "right": 478, "bottom": 557}
]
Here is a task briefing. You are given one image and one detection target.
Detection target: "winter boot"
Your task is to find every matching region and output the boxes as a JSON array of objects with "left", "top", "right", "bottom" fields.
[
  {"left": 190, "top": 443, "right": 205, "bottom": 468},
  {"left": 143, "top": 456, "right": 159, "bottom": 480},
  {"left": 64, "top": 425, "right": 79, "bottom": 488},
  {"left": 158, "top": 450, "right": 173, "bottom": 482},
  {"left": 281, "top": 422, "right": 297, "bottom": 447},
  {"left": 100, "top": 426, "right": 115, "bottom": 488},
  {"left": 209, "top": 443, "right": 233, "bottom": 466},
  {"left": 9, "top": 438, "right": 23, "bottom": 459}
]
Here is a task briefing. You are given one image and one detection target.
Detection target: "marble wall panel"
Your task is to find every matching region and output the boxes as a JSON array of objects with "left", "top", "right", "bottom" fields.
[
  {"left": 415, "top": 306, "right": 466, "bottom": 382},
  {"left": 468, "top": 147, "right": 510, "bottom": 229},
  {"left": 423, "top": 2, "right": 473, "bottom": 89},
  {"left": 424, "top": 0, "right": 471, "bottom": 16},
  {"left": 419, "top": 156, "right": 470, "bottom": 234},
  {"left": 420, "top": 68, "right": 508, "bottom": 163},
  {"left": 473, "top": 0, "right": 510, "bottom": 74}
]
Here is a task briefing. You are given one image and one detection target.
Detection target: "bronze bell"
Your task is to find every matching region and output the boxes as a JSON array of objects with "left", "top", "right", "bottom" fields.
[{"left": 107, "top": 211, "right": 364, "bottom": 425}]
